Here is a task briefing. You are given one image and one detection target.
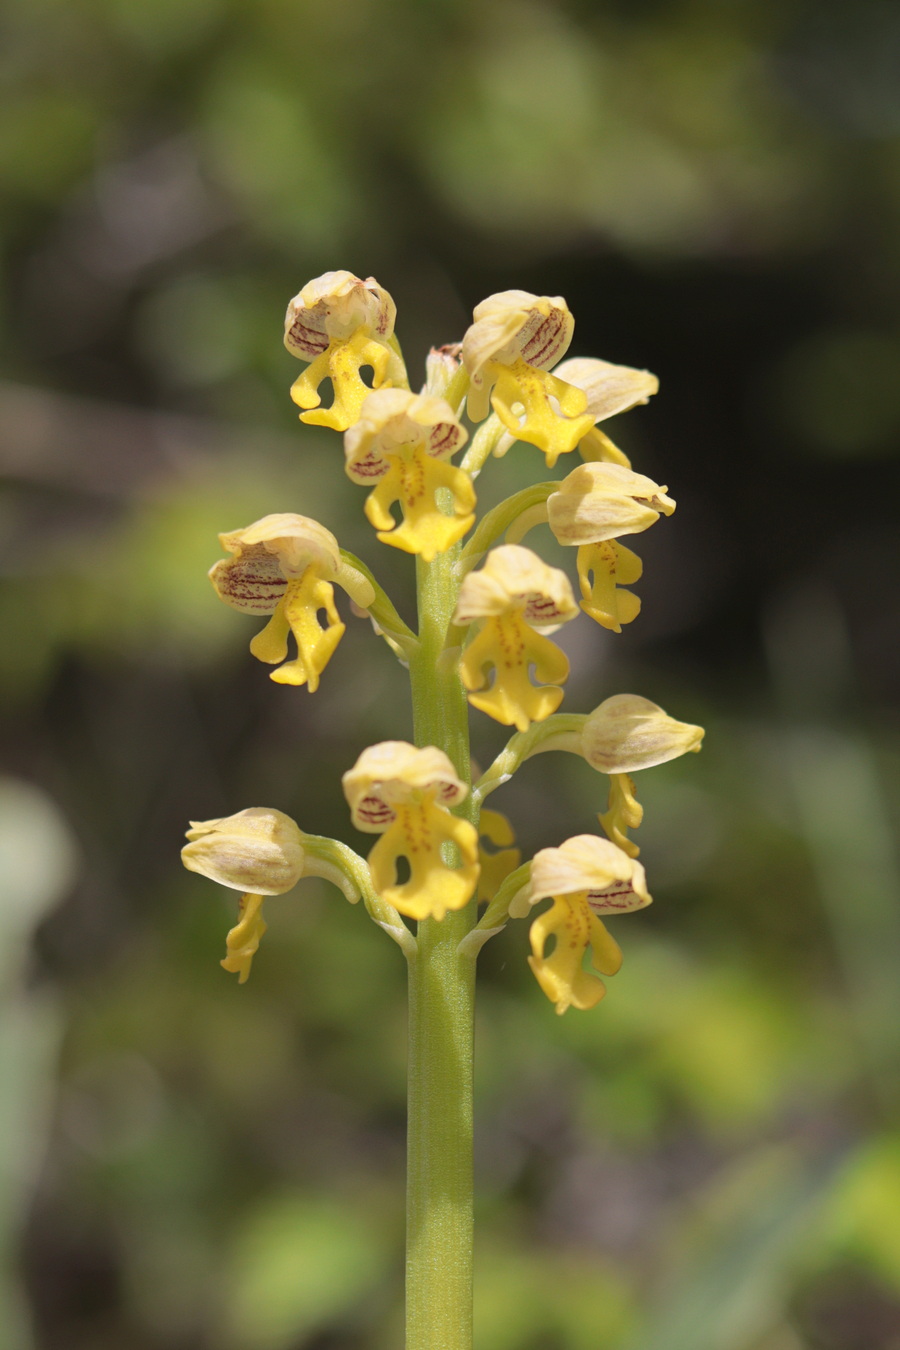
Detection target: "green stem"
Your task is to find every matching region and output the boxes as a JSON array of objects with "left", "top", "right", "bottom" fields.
[
  {"left": 406, "top": 539, "right": 477, "bottom": 1350},
  {"left": 457, "top": 482, "right": 556, "bottom": 576}
]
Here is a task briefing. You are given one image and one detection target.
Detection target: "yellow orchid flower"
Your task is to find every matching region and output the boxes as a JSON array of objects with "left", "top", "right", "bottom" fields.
[
  {"left": 182, "top": 808, "right": 309, "bottom": 982},
  {"left": 582, "top": 695, "right": 705, "bottom": 856},
  {"left": 477, "top": 809, "right": 521, "bottom": 903},
  {"left": 284, "top": 271, "right": 402, "bottom": 431},
  {"left": 547, "top": 462, "right": 675, "bottom": 633},
  {"left": 454, "top": 545, "right": 578, "bottom": 733},
  {"left": 344, "top": 389, "right": 475, "bottom": 561},
  {"left": 342, "top": 742, "right": 479, "bottom": 922},
  {"left": 552, "top": 356, "right": 659, "bottom": 468},
  {"left": 523, "top": 834, "right": 651, "bottom": 1014},
  {"left": 210, "top": 514, "right": 374, "bottom": 690},
  {"left": 462, "top": 291, "right": 594, "bottom": 467}
]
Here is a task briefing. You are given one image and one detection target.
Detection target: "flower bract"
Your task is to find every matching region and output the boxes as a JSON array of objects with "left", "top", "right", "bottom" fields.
[
  {"left": 462, "top": 291, "right": 594, "bottom": 467},
  {"left": 284, "top": 271, "right": 401, "bottom": 432},
  {"left": 454, "top": 545, "right": 578, "bottom": 733},
  {"left": 342, "top": 742, "right": 479, "bottom": 921},
  {"left": 523, "top": 834, "right": 651, "bottom": 1014},
  {"left": 344, "top": 388, "right": 475, "bottom": 561}
]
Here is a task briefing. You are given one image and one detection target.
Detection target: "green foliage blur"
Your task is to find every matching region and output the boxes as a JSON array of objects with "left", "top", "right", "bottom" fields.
[{"left": 2, "top": 0, "right": 900, "bottom": 1347}]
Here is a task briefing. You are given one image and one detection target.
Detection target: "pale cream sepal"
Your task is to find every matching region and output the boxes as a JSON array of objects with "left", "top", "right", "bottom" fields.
[
  {"left": 548, "top": 463, "right": 675, "bottom": 547},
  {"left": 462, "top": 290, "right": 575, "bottom": 423},
  {"left": 453, "top": 544, "right": 577, "bottom": 628},
  {"left": 342, "top": 741, "right": 468, "bottom": 832},
  {"left": 343, "top": 388, "right": 468, "bottom": 482},
  {"left": 525, "top": 834, "right": 651, "bottom": 913},
  {"left": 552, "top": 357, "right": 658, "bottom": 422},
  {"left": 182, "top": 808, "right": 307, "bottom": 895},
  {"left": 211, "top": 514, "right": 342, "bottom": 612},
  {"left": 284, "top": 270, "right": 395, "bottom": 358},
  {"left": 582, "top": 694, "right": 705, "bottom": 773}
]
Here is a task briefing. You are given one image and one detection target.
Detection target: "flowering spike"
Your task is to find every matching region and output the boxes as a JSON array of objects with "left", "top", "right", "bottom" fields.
[
  {"left": 462, "top": 291, "right": 594, "bottom": 467},
  {"left": 342, "top": 743, "right": 479, "bottom": 921},
  {"left": 345, "top": 389, "right": 475, "bottom": 561},
  {"left": 284, "top": 272, "right": 401, "bottom": 432},
  {"left": 454, "top": 545, "right": 578, "bottom": 733}
]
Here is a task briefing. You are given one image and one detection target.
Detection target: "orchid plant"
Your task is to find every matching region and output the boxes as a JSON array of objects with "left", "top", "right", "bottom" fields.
[{"left": 181, "top": 272, "right": 704, "bottom": 1350}]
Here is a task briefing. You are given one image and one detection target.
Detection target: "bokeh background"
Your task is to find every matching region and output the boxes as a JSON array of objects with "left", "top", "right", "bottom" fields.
[{"left": 2, "top": 0, "right": 900, "bottom": 1347}]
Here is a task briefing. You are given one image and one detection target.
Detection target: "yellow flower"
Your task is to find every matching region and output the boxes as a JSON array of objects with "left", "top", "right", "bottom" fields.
[
  {"left": 342, "top": 742, "right": 479, "bottom": 921},
  {"left": 454, "top": 545, "right": 578, "bottom": 733},
  {"left": 284, "top": 271, "right": 401, "bottom": 431},
  {"left": 552, "top": 356, "right": 659, "bottom": 468},
  {"left": 210, "top": 514, "right": 374, "bottom": 690},
  {"left": 547, "top": 462, "right": 675, "bottom": 632},
  {"left": 182, "top": 808, "right": 308, "bottom": 982},
  {"left": 344, "top": 389, "right": 475, "bottom": 561},
  {"left": 462, "top": 291, "right": 594, "bottom": 467},
  {"left": 477, "top": 809, "right": 521, "bottom": 903},
  {"left": 524, "top": 834, "right": 651, "bottom": 1014},
  {"left": 582, "top": 695, "right": 705, "bottom": 856}
]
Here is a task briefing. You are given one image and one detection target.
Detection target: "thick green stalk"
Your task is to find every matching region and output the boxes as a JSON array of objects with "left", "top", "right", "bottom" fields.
[{"left": 406, "top": 540, "right": 477, "bottom": 1350}]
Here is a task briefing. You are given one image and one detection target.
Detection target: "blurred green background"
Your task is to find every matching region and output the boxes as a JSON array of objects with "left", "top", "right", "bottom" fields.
[{"left": 2, "top": 0, "right": 900, "bottom": 1346}]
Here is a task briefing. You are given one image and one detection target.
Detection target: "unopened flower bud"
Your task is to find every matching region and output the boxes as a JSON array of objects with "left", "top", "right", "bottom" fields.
[
  {"left": 182, "top": 808, "right": 307, "bottom": 895},
  {"left": 582, "top": 695, "right": 704, "bottom": 774}
]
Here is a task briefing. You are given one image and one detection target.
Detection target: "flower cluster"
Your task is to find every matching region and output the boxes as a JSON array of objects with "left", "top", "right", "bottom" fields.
[{"left": 183, "top": 273, "right": 704, "bottom": 1014}]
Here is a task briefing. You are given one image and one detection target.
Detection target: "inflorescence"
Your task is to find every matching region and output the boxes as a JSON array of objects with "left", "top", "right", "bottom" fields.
[{"left": 182, "top": 272, "right": 704, "bottom": 1015}]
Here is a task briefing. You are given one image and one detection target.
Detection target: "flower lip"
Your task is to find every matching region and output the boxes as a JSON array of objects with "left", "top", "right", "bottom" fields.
[
  {"left": 284, "top": 271, "right": 396, "bottom": 359},
  {"left": 552, "top": 356, "right": 659, "bottom": 422},
  {"left": 343, "top": 741, "right": 468, "bottom": 832},
  {"left": 453, "top": 544, "right": 578, "bottom": 628},
  {"left": 344, "top": 388, "right": 467, "bottom": 484},
  {"left": 181, "top": 807, "right": 307, "bottom": 895},
  {"left": 527, "top": 834, "right": 651, "bottom": 912},
  {"left": 582, "top": 694, "right": 705, "bottom": 774}
]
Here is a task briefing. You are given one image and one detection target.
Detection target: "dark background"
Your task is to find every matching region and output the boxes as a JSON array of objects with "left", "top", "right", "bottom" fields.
[{"left": 2, "top": 1, "right": 900, "bottom": 1347}]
